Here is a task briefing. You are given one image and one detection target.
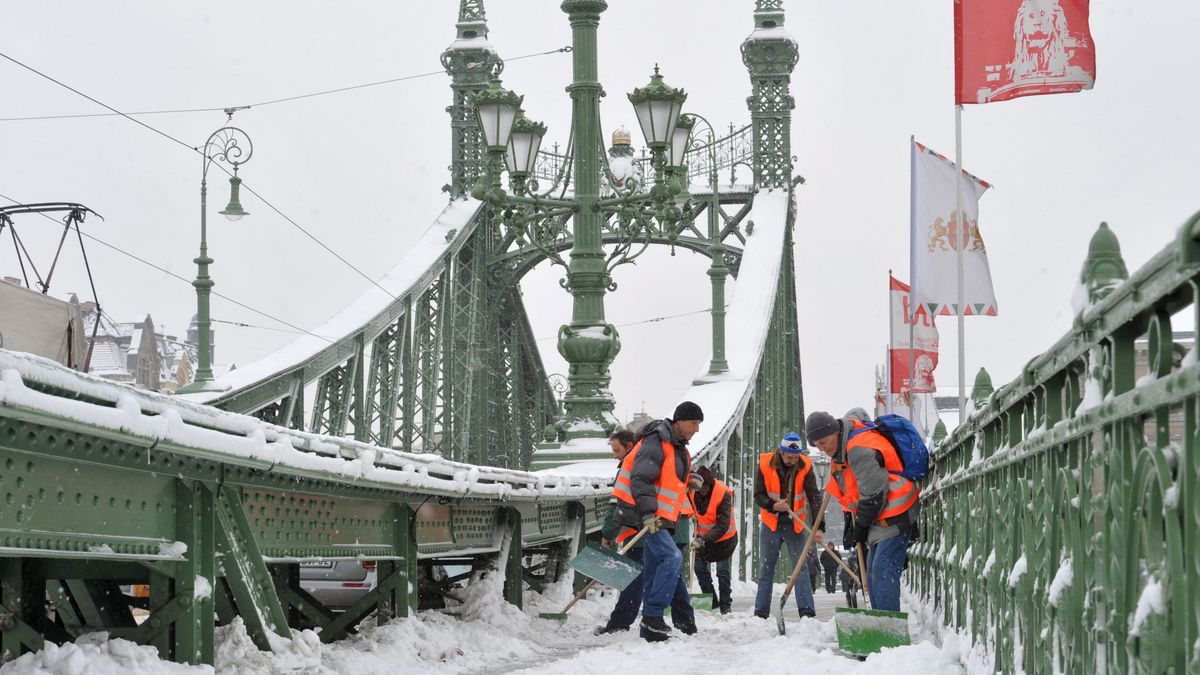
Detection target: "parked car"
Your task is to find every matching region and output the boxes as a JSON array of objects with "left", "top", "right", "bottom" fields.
[{"left": 299, "top": 560, "right": 377, "bottom": 610}]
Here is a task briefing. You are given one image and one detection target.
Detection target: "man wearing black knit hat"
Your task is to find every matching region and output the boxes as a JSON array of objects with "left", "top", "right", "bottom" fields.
[{"left": 612, "top": 401, "right": 703, "bottom": 642}]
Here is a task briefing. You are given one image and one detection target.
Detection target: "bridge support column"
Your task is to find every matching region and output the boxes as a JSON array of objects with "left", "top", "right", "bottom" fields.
[
  {"left": 380, "top": 503, "right": 420, "bottom": 620},
  {"left": 0, "top": 558, "right": 46, "bottom": 662},
  {"left": 175, "top": 480, "right": 216, "bottom": 665},
  {"left": 502, "top": 508, "right": 524, "bottom": 608}
]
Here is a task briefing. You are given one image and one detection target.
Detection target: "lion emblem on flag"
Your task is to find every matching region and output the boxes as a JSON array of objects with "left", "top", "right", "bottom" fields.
[{"left": 1009, "top": 0, "right": 1071, "bottom": 80}]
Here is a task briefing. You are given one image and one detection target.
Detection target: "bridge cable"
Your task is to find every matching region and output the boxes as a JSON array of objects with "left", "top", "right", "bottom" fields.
[
  {"left": 0, "top": 50, "right": 398, "bottom": 300},
  {"left": 0, "top": 46, "right": 571, "bottom": 122},
  {"left": 0, "top": 192, "right": 334, "bottom": 344},
  {"left": 534, "top": 306, "right": 727, "bottom": 342}
]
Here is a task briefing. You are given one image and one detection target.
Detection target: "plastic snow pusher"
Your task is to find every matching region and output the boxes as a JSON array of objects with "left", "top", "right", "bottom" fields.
[
  {"left": 832, "top": 529, "right": 910, "bottom": 656},
  {"left": 537, "top": 525, "right": 648, "bottom": 620}
]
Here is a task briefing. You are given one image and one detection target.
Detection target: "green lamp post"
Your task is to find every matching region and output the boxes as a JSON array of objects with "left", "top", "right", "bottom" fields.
[
  {"left": 178, "top": 124, "right": 254, "bottom": 394},
  {"left": 472, "top": 0, "right": 699, "bottom": 451}
]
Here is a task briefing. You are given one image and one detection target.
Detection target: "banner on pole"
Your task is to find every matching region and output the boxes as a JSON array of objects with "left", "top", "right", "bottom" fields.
[
  {"left": 955, "top": 0, "right": 1096, "bottom": 105},
  {"left": 889, "top": 276, "right": 939, "bottom": 394},
  {"left": 910, "top": 139, "right": 997, "bottom": 318}
]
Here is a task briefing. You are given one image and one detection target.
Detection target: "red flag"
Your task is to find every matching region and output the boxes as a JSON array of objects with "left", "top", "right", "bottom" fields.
[
  {"left": 955, "top": 0, "right": 1096, "bottom": 105},
  {"left": 889, "top": 276, "right": 939, "bottom": 394}
]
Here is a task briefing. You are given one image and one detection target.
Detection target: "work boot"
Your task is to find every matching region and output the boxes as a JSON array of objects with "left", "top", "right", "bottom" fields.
[
  {"left": 675, "top": 622, "right": 697, "bottom": 636},
  {"left": 719, "top": 605, "right": 731, "bottom": 615},
  {"left": 593, "top": 624, "right": 626, "bottom": 636},
  {"left": 797, "top": 608, "right": 816, "bottom": 619},
  {"left": 639, "top": 616, "right": 672, "bottom": 642}
]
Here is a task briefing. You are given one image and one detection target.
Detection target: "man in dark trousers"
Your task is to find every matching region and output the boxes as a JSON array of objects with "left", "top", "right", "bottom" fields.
[
  {"left": 688, "top": 466, "right": 738, "bottom": 614},
  {"left": 821, "top": 545, "right": 840, "bottom": 593},
  {"left": 752, "top": 432, "right": 823, "bottom": 620},
  {"left": 596, "top": 429, "right": 694, "bottom": 636},
  {"left": 612, "top": 402, "right": 703, "bottom": 642}
]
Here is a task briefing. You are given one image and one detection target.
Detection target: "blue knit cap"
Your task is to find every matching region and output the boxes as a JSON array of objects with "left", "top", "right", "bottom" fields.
[{"left": 779, "top": 432, "right": 804, "bottom": 454}]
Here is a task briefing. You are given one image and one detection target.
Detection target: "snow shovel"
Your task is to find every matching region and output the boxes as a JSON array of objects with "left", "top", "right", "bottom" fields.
[
  {"left": 788, "top": 506, "right": 862, "bottom": 590},
  {"left": 537, "top": 525, "right": 648, "bottom": 621},
  {"left": 832, "top": 527, "right": 910, "bottom": 656},
  {"left": 776, "top": 492, "right": 831, "bottom": 636}
]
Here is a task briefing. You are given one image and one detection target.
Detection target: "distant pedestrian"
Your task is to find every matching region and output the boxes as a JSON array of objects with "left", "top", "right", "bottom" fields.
[
  {"left": 806, "top": 548, "right": 820, "bottom": 597},
  {"left": 820, "top": 546, "right": 840, "bottom": 593}
]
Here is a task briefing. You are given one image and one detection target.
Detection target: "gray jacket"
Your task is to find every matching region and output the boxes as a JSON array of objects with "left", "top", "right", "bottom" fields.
[
  {"left": 833, "top": 417, "right": 916, "bottom": 545},
  {"left": 613, "top": 419, "right": 691, "bottom": 529}
]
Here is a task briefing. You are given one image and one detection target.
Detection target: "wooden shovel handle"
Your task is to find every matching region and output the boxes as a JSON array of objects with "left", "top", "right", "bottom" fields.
[
  {"left": 781, "top": 491, "right": 833, "bottom": 599},
  {"left": 559, "top": 523, "right": 650, "bottom": 614},
  {"left": 788, "top": 506, "right": 861, "bottom": 588}
]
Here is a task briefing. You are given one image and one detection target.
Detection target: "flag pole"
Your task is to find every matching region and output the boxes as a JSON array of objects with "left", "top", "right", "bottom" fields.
[
  {"left": 908, "top": 299, "right": 915, "bottom": 417},
  {"left": 954, "top": 105, "right": 966, "bottom": 421},
  {"left": 887, "top": 269, "right": 894, "bottom": 414}
]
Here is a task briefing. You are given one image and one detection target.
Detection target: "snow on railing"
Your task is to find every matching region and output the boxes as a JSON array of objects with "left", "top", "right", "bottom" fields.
[{"left": 0, "top": 350, "right": 609, "bottom": 501}]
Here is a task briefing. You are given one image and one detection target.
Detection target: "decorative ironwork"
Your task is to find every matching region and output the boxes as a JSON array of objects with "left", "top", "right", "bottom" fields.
[{"left": 911, "top": 218, "right": 1200, "bottom": 672}]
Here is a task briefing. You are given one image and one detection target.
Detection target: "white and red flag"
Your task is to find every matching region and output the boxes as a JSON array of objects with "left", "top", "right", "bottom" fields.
[
  {"left": 910, "top": 139, "right": 997, "bottom": 318},
  {"left": 890, "top": 276, "right": 939, "bottom": 395},
  {"left": 955, "top": 0, "right": 1096, "bottom": 105}
]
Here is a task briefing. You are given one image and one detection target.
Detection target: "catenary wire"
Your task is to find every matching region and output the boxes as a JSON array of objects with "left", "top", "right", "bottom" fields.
[
  {"left": 0, "top": 49, "right": 399, "bottom": 300},
  {"left": 0, "top": 47, "right": 570, "bottom": 122},
  {"left": 0, "top": 192, "right": 333, "bottom": 343}
]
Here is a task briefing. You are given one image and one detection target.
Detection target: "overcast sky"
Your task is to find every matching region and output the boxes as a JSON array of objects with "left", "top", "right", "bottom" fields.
[{"left": 3, "top": 1, "right": 1198, "bottom": 433}]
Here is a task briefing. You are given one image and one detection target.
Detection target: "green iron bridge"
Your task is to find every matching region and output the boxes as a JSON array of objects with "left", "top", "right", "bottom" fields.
[
  {"left": 2, "top": 1, "right": 1194, "bottom": 672},
  {"left": 1, "top": 0, "right": 809, "bottom": 667}
]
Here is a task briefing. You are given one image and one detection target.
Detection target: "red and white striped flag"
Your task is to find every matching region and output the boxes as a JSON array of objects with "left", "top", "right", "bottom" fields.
[
  {"left": 955, "top": 0, "right": 1096, "bottom": 105},
  {"left": 910, "top": 139, "right": 997, "bottom": 318}
]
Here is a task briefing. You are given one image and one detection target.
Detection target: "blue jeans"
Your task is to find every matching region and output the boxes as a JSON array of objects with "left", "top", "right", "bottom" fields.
[
  {"left": 604, "top": 546, "right": 695, "bottom": 630},
  {"left": 753, "top": 521, "right": 814, "bottom": 618},
  {"left": 865, "top": 527, "right": 911, "bottom": 612},
  {"left": 641, "top": 528, "right": 683, "bottom": 618}
]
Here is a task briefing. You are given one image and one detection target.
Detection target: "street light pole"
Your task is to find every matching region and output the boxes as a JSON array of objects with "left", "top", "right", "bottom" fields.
[
  {"left": 472, "top": 1, "right": 692, "bottom": 460},
  {"left": 557, "top": 0, "right": 621, "bottom": 441},
  {"left": 179, "top": 125, "right": 253, "bottom": 394}
]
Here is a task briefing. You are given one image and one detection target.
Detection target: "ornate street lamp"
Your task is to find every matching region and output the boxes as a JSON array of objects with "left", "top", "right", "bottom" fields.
[
  {"left": 472, "top": 1, "right": 707, "bottom": 449},
  {"left": 473, "top": 78, "right": 522, "bottom": 151},
  {"left": 505, "top": 113, "right": 547, "bottom": 177},
  {"left": 628, "top": 66, "right": 687, "bottom": 151},
  {"left": 178, "top": 124, "right": 253, "bottom": 394}
]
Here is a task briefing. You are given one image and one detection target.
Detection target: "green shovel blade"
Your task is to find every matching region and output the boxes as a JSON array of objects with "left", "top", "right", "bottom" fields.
[
  {"left": 834, "top": 607, "right": 911, "bottom": 656},
  {"left": 567, "top": 543, "right": 642, "bottom": 590}
]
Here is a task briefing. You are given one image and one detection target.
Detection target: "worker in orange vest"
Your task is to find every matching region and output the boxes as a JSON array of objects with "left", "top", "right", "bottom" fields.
[
  {"left": 806, "top": 410, "right": 919, "bottom": 612},
  {"left": 751, "top": 432, "right": 822, "bottom": 620},
  {"left": 612, "top": 401, "right": 703, "bottom": 642},
  {"left": 688, "top": 466, "right": 738, "bottom": 614}
]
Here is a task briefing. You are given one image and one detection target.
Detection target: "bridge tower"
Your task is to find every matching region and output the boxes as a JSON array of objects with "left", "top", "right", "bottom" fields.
[
  {"left": 741, "top": 0, "right": 799, "bottom": 189},
  {"left": 441, "top": 0, "right": 503, "bottom": 198}
]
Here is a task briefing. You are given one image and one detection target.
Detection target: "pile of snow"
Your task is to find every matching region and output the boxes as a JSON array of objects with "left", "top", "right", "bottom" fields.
[
  {"left": 2, "top": 579, "right": 974, "bottom": 674},
  {"left": 0, "top": 632, "right": 207, "bottom": 674}
]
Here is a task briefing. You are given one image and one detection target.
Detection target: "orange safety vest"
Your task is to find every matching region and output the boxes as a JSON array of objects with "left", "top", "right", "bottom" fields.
[
  {"left": 758, "top": 452, "right": 811, "bottom": 533},
  {"left": 691, "top": 479, "right": 737, "bottom": 543},
  {"left": 612, "top": 436, "right": 690, "bottom": 542},
  {"left": 826, "top": 419, "right": 919, "bottom": 525}
]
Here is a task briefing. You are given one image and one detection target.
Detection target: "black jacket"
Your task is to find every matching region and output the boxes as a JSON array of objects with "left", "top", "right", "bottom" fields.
[
  {"left": 692, "top": 483, "right": 733, "bottom": 544},
  {"left": 613, "top": 419, "right": 691, "bottom": 529},
  {"left": 753, "top": 450, "right": 823, "bottom": 530}
]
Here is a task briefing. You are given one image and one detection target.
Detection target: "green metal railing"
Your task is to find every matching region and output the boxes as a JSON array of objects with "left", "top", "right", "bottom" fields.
[
  {"left": 912, "top": 214, "right": 1200, "bottom": 673},
  {"left": 0, "top": 351, "right": 606, "bottom": 666}
]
